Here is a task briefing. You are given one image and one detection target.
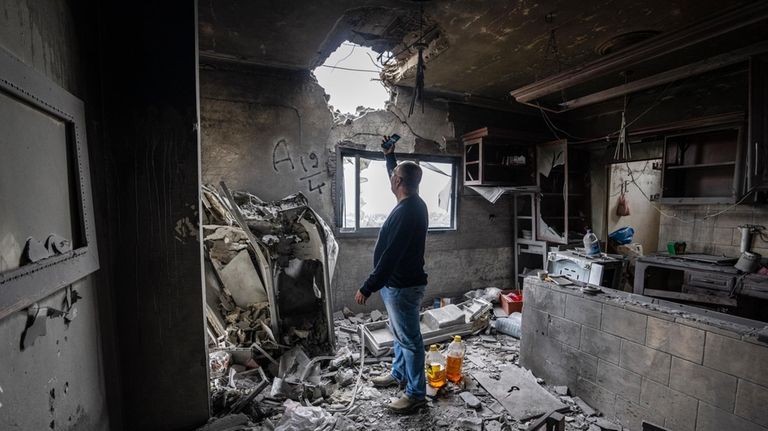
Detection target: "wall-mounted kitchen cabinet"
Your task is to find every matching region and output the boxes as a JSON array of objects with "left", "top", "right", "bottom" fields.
[
  {"left": 462, "top": 127, "right": 537, "bottom": 186},
  {"left": 660, "top": 124, "right": 745, "bottom": 204}
]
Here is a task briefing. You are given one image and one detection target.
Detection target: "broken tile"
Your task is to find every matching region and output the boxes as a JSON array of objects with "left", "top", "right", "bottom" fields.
[
  {"left": 459, "top": 391, "right": 482, "bottom": 410},
  {"left": 370, "top": 309, "right": 383, "bottom": 322}
]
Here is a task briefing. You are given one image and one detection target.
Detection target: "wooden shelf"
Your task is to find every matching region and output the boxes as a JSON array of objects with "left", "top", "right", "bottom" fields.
[{"left": 665, "top": 161, "right": 736, "bottom": 170}]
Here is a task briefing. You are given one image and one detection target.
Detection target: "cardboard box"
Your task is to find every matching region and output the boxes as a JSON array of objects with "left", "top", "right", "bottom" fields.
[{"left": 499, "top": 289, "right": 523, "bottom": 315}]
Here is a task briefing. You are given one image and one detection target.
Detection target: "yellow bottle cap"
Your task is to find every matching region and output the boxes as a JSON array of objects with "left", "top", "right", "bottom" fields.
[
  {"left": 453, "top": 335, "right": 461, "bottom": 342},
  {"left": 429, "top": 344, "right": 438, "bottom": 351}
]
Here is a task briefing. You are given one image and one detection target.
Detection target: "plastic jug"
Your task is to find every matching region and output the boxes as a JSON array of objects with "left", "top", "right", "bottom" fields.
[
  {"left": 583, "top": 229, "right": 600, "bottom": 256},
  {"left": 425, "top": 344, "right": 447, "bottom": 389},
  {"left": 494, "top": 312, "right": 522, "bottom": 338},
  {"left": 445, "top": 335, "right": 466, "bottom": 383}
]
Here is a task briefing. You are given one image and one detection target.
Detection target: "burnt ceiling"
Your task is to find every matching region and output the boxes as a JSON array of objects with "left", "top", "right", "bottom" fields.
[{"left": 199, "top": 0, "right": 746, "bottom": 100}]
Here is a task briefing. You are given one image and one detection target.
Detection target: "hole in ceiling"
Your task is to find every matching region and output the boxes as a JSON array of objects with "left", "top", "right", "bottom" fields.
[
  {"left": 313, "top": 41, "right": 392, "bottom": 115},
  {"left": 596, "top": 30, "right": 662, "bottom": 56}
]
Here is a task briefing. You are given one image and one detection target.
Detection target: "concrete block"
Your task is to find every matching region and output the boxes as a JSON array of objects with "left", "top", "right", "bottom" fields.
[
  {"left": 735, "top": 379, "right": 768, "bottom": 427},
  {"left": 613, "top": 397, "right": 665, "bottom": 431},
  {"left": 520, "top": 330, "right": 563, "bottom": 378},
  {"left": 622, "top": 302, "right": 676, "bottom": 322},
  {"left": 561, "top": 344, "right": 598, "bottom": 383},
  {"left": 601, "top": 304, "right": 647, "bottom": 344},
  {"left": 696, "top": 401, "right": 765, "bottom": 431},
  {"left": 581, "top": 326, "right": 622, "bottom": 365},
  {"left": 522, "top": 307, "right": 549, "bottom": 338},
  {"left": 596, "top": 359, "right": 642, "bottom": 403},
  {"left": 574, "top": 376, "right": 616, "bottom": 418},
  {"left": 548, "top": 315, "right": 581, "bottom": 348},
  {"left": 526, "top": 283, "right": 566, "bottom": 317},
  {"left": 704, "top": 332, "right": 768, "bottom": 387},
  {"left": 677, "top": 317, "right": 744, "bottom": 340},
  {"left": 565, "top": 294, "right": 602, "bottom": 328},
  {"left": 639, "top": 378, "right": 698, "bottom": 431},
  {"left": 646, "top": 316, "right": 705, "bottom": 363},
  {"left": 669, "top": 357, "right": 738, "bottom": 411},
  {"left": 619, "top": 340, "right": 671, "bottom": 385}
]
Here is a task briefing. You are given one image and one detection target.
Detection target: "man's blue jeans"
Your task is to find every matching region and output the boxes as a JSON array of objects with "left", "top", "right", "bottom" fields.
[{"left": 380, "top": 285, "right": 426, "bottom": 400}]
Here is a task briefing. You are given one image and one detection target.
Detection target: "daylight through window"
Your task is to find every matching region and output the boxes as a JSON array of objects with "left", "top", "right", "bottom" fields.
[{"left": 339, "top": 149, "right": 458, "bottom": 232}]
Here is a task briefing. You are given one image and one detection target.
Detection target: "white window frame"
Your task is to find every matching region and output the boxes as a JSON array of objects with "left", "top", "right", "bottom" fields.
[{"left": 335, "top": 146, "right": 459, "bottom": 235}]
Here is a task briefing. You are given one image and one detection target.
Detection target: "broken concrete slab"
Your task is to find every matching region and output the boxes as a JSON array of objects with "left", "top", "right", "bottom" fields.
[
  {"left": 573, "top": 396, "right": 596, "bottom": 417},
  {"left": 459, "top": 391, "right": 482, "bottom": 410},
  {"left": 554, "top": 385, "right": 569, "bottom": 396},
  {"left": 473, "top": 365, "right": 566, "bottom": 421},
  {"left": 218, "top": 249, "right": 267, "bottom": 306},
  {"left": 370, "top": 309, "right": 383, "bottom": 322},
  {"left": 455, "top": 416, "right": 483, "bottom": 431},
  {"left": 595, "top": 418, "right": 622, "bottom": 431},
  {"left": 423, "top": 304, "right": 465, "bottom": 329}
]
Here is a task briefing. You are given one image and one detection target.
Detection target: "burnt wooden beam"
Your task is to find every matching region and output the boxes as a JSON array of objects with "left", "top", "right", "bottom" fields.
[
  {"left": 558, "top": 41, "right": 768, "bottom": 111},
  {"left": 509, "top": 2, "right": 768, "bottom": 104}
]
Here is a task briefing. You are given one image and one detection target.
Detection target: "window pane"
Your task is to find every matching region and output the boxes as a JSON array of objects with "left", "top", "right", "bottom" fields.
[
  {"left": 359, "top": 158, "right": 397, "bottom": 228},
  {"left": 342, "top": 156, "right": 356, "bottom": 229},
  {"left": 420, "top": 161, "right": 453, "bottom": 228}
]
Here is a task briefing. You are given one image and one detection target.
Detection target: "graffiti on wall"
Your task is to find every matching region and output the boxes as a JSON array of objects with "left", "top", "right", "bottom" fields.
[{"left": 272, "top": 139, "right": 327, "bottom": 194}]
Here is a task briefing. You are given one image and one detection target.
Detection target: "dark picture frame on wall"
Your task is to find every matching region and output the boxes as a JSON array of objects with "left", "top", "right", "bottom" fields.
[{"left": 0, "top": 46, "right": 99, "bottom": 319}]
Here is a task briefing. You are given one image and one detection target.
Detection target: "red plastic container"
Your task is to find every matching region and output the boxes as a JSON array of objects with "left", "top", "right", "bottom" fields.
[{"left": 499, "top": 289, "right": 523, "bottom": 315}]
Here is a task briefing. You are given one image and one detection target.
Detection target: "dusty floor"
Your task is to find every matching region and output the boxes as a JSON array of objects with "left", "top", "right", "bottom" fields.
[{"left": 202, "top": 308, "right": 623, "bottom": 431}]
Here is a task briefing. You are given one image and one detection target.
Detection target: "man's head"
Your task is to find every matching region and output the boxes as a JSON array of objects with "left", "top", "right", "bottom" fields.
[{"left": 391, "top": 161, "right": 422, "bottom": 196}]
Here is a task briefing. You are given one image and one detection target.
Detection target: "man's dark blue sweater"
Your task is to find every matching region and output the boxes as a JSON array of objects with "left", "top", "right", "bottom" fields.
[{"left": 359, "top": 153, "right": 428, "bottom": 297}]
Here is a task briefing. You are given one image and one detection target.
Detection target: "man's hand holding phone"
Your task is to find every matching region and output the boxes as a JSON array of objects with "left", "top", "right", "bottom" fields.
[{"left": 381, "top": 134, "right": 399, "bottom": 155}]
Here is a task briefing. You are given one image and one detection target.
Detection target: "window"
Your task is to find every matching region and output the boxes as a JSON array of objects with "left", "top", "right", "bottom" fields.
[{"left": 337, "top": 148, "right": 458, "bottom": 233}]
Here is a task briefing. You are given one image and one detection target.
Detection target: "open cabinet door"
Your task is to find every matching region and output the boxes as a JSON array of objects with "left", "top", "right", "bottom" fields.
[{"left": 536, "top": 139, "right": 568, "bottom": 244}]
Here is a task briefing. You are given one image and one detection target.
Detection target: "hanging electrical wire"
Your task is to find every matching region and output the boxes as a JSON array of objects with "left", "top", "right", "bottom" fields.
[{"left": 613, "top": 72, "right": 632, "bottom": 160}]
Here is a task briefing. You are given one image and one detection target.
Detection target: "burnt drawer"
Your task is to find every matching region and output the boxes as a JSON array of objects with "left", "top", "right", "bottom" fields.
[{"left": 686, "top": 271, "right": 735, "bottom": 292}]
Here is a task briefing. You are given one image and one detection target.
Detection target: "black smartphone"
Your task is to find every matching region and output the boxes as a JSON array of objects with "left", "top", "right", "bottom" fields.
[{"left": 381, "top": 134, "right": 401, "bottom": 150}]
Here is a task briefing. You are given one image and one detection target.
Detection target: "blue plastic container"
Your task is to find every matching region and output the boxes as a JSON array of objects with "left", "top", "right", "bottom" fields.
[{"left": 609, "top": 226, "right": 635, "bottom": 245}]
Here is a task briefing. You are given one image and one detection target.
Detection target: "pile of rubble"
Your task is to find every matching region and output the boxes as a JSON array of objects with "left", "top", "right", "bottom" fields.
[
  {"left": 198, "top": 184, "right": 626, "bottom": 430},
  {"left": 198, "top": 288, "right": 627, "bottom": 430}
]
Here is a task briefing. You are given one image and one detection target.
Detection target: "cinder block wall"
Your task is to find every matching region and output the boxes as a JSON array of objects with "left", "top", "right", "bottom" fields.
[{"left": 520, "top": 277, "right": 768, "bottom": 431}]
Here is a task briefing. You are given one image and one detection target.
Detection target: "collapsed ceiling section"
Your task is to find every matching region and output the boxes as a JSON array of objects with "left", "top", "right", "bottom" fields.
[{"left": 198, "top": 0, "right": 739, "bottom": 100}]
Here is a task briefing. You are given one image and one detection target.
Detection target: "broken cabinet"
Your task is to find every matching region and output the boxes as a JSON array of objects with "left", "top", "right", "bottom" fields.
[
  {"left": 462, "top": 127, "right": 537, "bottom": 186},
  {"left": 535, "top": 140, "right": 591, "bottom": 245},
  {"left": 661, "top": 124, "right": 745, "bottom": 204}
]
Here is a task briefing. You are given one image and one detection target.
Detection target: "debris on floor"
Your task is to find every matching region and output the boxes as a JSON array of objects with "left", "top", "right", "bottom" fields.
[
  {"left": 198, "top": 298, "right": 626, "bottom": 430},
  {"left": 197, "top": 184, "right": 625, "bottom": 431}
]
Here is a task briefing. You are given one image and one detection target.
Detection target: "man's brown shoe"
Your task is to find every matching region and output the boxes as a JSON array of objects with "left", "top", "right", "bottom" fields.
[
  {"left": 370, "top": 374, "right": 405, "bottom": 389},
  {"left": 388, "top": 395, "right": 427, "bottom": 414}
]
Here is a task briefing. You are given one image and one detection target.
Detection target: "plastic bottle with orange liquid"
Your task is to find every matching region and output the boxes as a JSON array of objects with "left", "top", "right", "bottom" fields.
[
  {"left": 425, "top": 344, "right": 447, "bottom": 389},
  {"left": 445, "top": 335, "right": 466, "bottom": 383}
]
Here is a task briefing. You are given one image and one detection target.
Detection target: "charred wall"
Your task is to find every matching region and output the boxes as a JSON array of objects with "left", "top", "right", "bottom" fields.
[
  {"left": 0, "top": 1, "right": 109, "bottom": 429},
  {"left": 565, "top": 67, "right": 761, "bottom": 250},
  {"left": 199, "top": 60, "right": 540, "bottom": 312}
]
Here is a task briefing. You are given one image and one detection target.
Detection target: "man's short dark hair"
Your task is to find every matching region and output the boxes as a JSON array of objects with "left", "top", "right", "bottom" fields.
[{"left": 396, "top": 161, "right": 422, "bottom": 191}]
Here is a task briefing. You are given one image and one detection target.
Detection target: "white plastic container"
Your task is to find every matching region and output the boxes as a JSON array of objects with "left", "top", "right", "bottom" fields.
[
  {"left": 583, "top": 229, "right": 600, "bottom": 256},
  {"left": 493, "top": 312, "right": 522, "bottom": 338}
]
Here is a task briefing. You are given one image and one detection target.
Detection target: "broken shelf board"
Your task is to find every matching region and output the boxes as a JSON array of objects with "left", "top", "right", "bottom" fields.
[{"left": 473, "top": 365, "right": 565, "bottom": 421}]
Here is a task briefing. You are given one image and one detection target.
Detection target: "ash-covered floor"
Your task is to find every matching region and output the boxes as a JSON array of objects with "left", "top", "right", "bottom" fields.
[{"left": 201, "top": 307, "right": 624, "bottom": 431}]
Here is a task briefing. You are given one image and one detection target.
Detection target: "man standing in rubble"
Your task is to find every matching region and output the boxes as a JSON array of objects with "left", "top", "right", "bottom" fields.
[{"left": 354, "top": 136, "right": 429, "bottom": 414}]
